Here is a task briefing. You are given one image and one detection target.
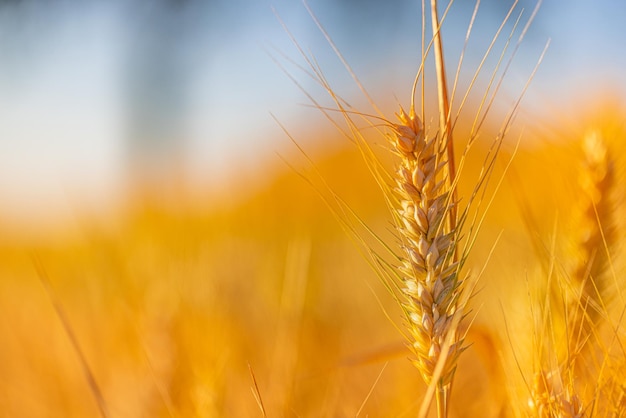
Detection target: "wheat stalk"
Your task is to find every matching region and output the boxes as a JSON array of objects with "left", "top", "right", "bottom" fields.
[{"left": 276, "top": 2, "right": 547, "bottom": 416}]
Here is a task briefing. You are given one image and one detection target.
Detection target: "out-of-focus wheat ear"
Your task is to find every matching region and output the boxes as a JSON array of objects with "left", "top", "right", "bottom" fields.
[
  {"left": 568, "top": 131, "right": 615, "bottom": 355},
  {"left": 528, "top": 369, "right": 584, "bottom": 418}
]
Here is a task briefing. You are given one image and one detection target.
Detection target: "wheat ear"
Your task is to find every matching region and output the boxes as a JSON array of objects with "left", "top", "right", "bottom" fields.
[
  {"left": 390, "top": 106, "right": 462, "bottom": 414},
  {"left": 569, "top": 131, "right": 614, "bottom": 352},
  {"left": 528, "top": 369, "right": 584, "bottom": 418}
]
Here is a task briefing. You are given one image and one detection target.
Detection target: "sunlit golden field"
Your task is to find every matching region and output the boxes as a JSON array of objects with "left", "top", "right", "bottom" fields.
[
  {"left": 1, "top": 98, "right": 624, "bottom": 417},
  {"left": 2, "top": 2, "right": 626, "bottom": 417}
]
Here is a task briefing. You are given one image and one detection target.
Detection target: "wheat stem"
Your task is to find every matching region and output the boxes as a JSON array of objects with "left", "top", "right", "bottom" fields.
[{"left": 430, "top": 0, "right": 457, "bottom": 234}]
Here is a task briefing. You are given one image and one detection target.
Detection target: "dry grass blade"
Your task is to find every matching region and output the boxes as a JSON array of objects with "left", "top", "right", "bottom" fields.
[
  {"left": 248, "top": 362, "right": 268, "bottom": 418},
  {"left": 32, "top": 255, "right": 110, "bottom": 418},
  {"left": 355, "top": 362, "right": 389, "bottom": 417}
]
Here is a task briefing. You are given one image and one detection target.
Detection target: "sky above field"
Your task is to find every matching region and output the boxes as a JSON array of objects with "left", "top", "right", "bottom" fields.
[{"left": 0, "top": 0, "right": 625, "bottom": 228}]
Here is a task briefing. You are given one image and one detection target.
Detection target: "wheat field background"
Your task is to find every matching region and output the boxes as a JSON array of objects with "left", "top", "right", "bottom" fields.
[{"left": 1, "top": 1, "right": 626, "bottom": 417}]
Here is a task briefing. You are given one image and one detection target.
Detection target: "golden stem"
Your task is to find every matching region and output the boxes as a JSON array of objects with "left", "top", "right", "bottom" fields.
[
  {"left": 430, "top": 0, "right": 457, "bottom": 232},
  {"left": 436, "top": 383, "right": 449, "bottom": 418}
]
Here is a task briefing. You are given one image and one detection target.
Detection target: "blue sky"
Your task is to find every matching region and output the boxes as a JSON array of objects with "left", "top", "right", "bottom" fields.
[{"left": 0, "top": 0, "right": 624, "bottom": 227}]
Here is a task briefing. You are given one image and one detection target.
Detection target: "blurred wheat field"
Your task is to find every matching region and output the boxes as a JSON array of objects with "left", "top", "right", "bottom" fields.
[
  {"left": 2, "top": 1, "right": 626, "bottom": 417},
  {"left": 1, "top": 100, "right": 624, "bottom": 417}
]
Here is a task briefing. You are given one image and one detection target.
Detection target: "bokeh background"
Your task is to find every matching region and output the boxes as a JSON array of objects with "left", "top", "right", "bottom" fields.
[
  {"left": 1, "top": 0, "right": 625, "bottom": 235},
  {"left": 0, "top": 0, "right": 625, "bottom": 416}
]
